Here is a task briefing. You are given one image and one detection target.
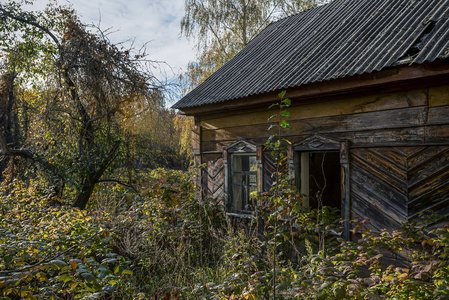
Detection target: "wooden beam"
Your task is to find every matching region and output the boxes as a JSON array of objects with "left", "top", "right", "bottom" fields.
[
  {"left": 200, "top": 89, "right": 427, "bottom": 128},
  {"left": 300, "top": 152, "right": 310, "bottom": 209},
  {"left": 340, "top": 141, "right": 351, "bottom": 241}
]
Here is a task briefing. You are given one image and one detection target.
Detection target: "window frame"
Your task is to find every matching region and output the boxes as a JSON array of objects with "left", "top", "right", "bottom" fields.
[
  {"left": 293, "top": 134, "right": 351, "bottom": 240},
  {"left": 223, "top": 140, "right": 262, "bottom": 214},
  {"left": 229, "top": 153, "right": 258, "bottom": 212}
]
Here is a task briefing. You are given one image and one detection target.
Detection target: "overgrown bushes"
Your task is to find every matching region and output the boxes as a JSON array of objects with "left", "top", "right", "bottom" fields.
[
  {"left": 1, "top": 170, "right": 448, "bottom": 299},
  {"left": 0, "top": 180, "right": 132, "bottom": 299}
]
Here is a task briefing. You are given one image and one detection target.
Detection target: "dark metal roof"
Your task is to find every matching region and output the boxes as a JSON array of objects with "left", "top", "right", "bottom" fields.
[{"left": 173, "top": 0, "right": 449, "bottom": 109}]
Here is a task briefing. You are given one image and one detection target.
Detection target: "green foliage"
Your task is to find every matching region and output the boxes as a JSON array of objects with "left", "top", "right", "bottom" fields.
[
  {"left": 131, "top": 110, "right": 193, "bottom": 170},
  {"left": 1, "top": 84, "right": 447, "bottom": 298},
  {"left": 1, "top": 170, "right": 449, "bottom": 299},
  {"left": 266, "top": 91, "right": 292, "bottom": 153},
  {"left": 109, "top": 168, "right": 227, "bottom": 298},
  {"left": 264, "top": 90, "right": 294, "bottom": 298},
  {"left": 0, "top": 179, "right": 132, "bottom": 299},
  {"left": 286, "top": 222, "right": 449, "bottom": 300},
  {"left": 0, "top": 1, "right": 183, "bottom": 208}
]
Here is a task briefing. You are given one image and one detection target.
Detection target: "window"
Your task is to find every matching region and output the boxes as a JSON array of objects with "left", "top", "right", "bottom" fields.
[
  {"left": 230, "top": 154, "right": 258, "bottom": 212},
  {"left": 224, "top": 140, "right": 260, "bottom": 213},
  {"left": 298, "top": 151, "right": 341, "bottom": 210}
]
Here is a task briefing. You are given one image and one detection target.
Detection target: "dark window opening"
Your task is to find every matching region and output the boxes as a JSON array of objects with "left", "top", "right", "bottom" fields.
[
  {"left": 230, "top": 154, "right": 258, "bottom": 212},
  {"left": 298, "top": 151, "right": 341, "bottom": 210}
]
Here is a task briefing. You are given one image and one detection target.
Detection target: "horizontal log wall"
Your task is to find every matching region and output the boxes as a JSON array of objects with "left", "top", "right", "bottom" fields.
[
  {"left": 195, "top": 85, "right": 449, "bottom": 228},
  {"left": 198, "top": 87, "right": 449, "bottom": 152}
]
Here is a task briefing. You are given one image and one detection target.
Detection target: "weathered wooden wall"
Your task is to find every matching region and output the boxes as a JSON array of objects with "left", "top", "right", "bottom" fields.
[
  {"left": 198, "top": 87, "right": 449, "bottom": 152},
  {"left": 263, "top": 152, "right": 276, "bottom": 193},
  {"left": 351, "top": 146, "right": 449, "bottom": 231},
  {"left": 194, "top": 84, "right": 449, "bottom": 228},
  {"left": 200, "top": 153, "right": 225, "bottom": 202},
  {"left": 407, "top": 146, "right": 449, "bottom": 222},
  {"left": 262, "top": 152, "right": 289, "bottom": 192}
]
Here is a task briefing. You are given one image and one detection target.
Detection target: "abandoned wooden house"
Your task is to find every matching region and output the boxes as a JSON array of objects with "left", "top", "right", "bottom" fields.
[{"left": 172, "top": 0, "right": 449, "bottom": 235}]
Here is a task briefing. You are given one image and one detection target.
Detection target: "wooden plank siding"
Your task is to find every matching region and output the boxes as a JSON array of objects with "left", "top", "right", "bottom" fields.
[
  {"left": 351, "top": 146, "right": 449, "bottom": 231},
  {"left": 351, "top": 150, "right": 408, "bottom": 232},
  {"left": 200, "top": 90, "right": 427, "bottom": 126},
  {"left": 407, "top": 147, "right": 449, "bottom": 220},
  {"left": 262, "top": 152, "right": 289, "bottom": 192},
  {"left": 263, "top": 153, "right": 276, "bottom": 193},
  {"left": 198, "top": 86, "right": 448, "bottom": 152},
  {"left": 200, "top": 153, "right": 225, "bottom": 203},
  {"left": 195, "top": 84, "right": 449, "bottom": 231},
  {"left": 201, "top": 106, "right": 427, "bottom": 142}
]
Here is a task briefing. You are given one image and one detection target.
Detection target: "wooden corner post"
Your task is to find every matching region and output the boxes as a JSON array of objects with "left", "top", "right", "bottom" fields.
[{"left": 340, "top": 141, "right": 351, "bottom": 240}]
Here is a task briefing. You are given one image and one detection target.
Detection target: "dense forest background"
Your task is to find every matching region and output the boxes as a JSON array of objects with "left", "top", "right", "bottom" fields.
[{"left": 1, "top": 0, "right": 448, "bottom": 299}]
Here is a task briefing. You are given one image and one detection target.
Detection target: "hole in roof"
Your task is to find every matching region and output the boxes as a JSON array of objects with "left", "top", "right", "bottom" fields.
[{"left": 398, "top": 20, "right": 437, "bottom": 62}]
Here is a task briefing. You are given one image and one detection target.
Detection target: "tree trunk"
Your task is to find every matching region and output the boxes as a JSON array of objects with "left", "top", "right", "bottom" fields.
[
  {"left": 73, "top": 178, "right": 96, "bottom": 210},
  {"left": 73, "top": 141, "right": 120, "bottom": 209},
  {"left": 0, "top": 70, "right": 16, "bottom": 177}
]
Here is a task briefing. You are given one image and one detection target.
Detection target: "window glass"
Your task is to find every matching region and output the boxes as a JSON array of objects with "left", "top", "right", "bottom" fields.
[
  {"left": 232, "top": 174, "right": 243, "bottom": 184},
  {"left": 230, "top": 154, "right": 258, "bottom": 212},
  {"left": 232, "top": 185, "right": 243, "bottom": 210},
  {"left": 249, "top": 156, "right": 257, "bottom": 171}
]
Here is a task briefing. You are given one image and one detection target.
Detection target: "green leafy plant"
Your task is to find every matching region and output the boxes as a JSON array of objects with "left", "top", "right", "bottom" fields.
[
  {"left": 0, "top": 179, "right": 133, "bottom": 299},
  {"left": 266, "top": 91, "right": 292, "bottom": 299}
]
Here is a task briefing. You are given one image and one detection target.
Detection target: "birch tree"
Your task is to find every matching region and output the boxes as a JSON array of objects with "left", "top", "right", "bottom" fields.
[{"left": 180, "top": 0, "right": 321, "bottom": 91}]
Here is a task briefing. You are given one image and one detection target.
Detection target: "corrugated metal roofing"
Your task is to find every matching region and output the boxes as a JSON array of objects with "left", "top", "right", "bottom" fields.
[{"left": 172, "top": 0, "right": 449, "bottom": 109}]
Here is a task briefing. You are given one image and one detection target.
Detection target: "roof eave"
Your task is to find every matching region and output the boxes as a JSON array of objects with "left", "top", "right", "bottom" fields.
[{"left": 179, "top": 60, "right": 449, "bottom": 117}]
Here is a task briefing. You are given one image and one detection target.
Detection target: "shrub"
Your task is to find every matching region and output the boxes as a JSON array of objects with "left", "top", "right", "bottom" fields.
[{"left": 0, "top": 180, "right": 132, "bottom": 299}]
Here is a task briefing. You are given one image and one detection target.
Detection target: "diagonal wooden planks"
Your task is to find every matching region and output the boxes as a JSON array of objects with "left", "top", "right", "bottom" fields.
[
  {"left": 407, "top": 147, "right": 449, "bottom": 220},
  {"left": 263, "top": 153, "right": 276, "bottom": 192},
  {"left": 201, "top": 153, "right": 225, "bottom": 201},
  {"left": 263, "top": 151, "right": 288, "bottom": 192},
  {"left": 351, "top": 146, "right": 449, "bottom": 231}
]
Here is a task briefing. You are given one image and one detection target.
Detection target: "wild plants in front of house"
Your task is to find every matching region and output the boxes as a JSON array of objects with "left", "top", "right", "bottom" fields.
[
  {"left": 2, "top": 169, "right": 449, "bottom": 299},
  {"left": 265, "top": 90, "right": 294, "bottom": 299},
  {"left": 2, "top": 91, "right": 449, "bottom": 299}
]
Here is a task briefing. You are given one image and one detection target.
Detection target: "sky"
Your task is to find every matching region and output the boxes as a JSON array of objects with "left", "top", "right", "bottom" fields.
[{"left": 27, "top": 0, "right": 196, "bottom": 99}]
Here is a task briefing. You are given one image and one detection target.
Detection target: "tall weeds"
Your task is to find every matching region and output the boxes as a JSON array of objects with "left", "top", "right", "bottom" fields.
[{"left": 1, "top": 170, "right": 448, "bottom": 299}]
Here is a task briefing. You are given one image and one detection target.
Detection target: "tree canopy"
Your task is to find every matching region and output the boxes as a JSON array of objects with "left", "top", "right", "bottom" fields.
[{"left": 0, "top": 1, "right": 171, "bottom": 208}]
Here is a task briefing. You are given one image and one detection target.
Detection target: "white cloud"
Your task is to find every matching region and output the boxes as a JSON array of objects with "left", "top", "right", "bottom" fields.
[{"left": 26, "top": 0, "right": 196, "bottom": 80}]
